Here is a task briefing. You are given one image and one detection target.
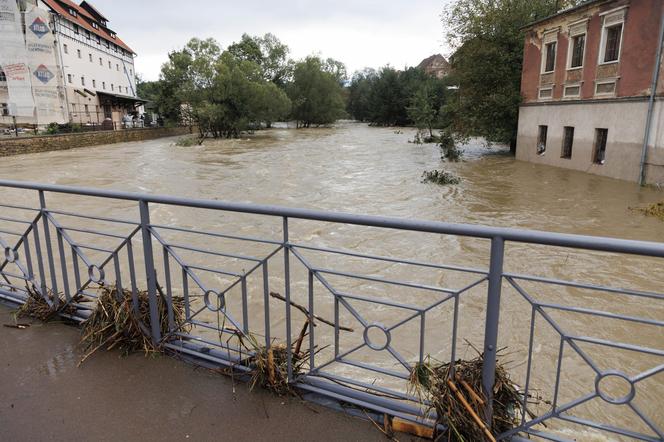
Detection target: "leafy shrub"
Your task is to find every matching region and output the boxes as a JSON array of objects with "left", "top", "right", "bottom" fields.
[
  {"left": 175, "top": 136, "right": 199, "bottom": 147},
  {"left": 439, "top": 130, "right": 463, "bottom": 162},
  {"left": 422, "top": 169, "right": 461, "bottom": 185}
]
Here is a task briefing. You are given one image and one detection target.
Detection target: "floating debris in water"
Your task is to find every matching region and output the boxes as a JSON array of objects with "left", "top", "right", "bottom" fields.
[
  {"left": 631, "top": 201, "right": 664, "bottom": 221},
  {"left": 17, "top": 285, "right": 80, "bottom": 322},
  {"left": 422, "top": 169, "right": 461, "bottom": 185}
]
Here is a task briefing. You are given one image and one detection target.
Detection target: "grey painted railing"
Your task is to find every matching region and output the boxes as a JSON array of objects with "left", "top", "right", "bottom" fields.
[{"left": 0, "top": 179, "right": 662, "bottom": 441}]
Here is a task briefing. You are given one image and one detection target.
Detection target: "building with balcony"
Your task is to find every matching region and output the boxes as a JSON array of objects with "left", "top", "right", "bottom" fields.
[
  {"left": 516, "top": 0, "right": 664, "bottom": 184},
  {"left": 0, "top": 0, "right": 145, "bottom": 130}
]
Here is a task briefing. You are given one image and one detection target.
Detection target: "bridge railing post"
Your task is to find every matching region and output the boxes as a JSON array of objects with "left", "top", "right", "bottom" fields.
[
  {"left": 482, "top": 236, "right": 505, "bottom": 427},
  {"left": 139, "top": 200, "right": 161, "bottom": 344}
]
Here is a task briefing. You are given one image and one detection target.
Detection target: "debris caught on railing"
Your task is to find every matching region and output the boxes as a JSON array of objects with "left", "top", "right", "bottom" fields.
[
  {"left": 409, "top": 353, "right": 523, "bottom": 441},
  {"left": 17, "top": 285, "right": 81, "bottom": 322},
  {"left": 78, "top": 284, "right": 188, "bottom": 366}
]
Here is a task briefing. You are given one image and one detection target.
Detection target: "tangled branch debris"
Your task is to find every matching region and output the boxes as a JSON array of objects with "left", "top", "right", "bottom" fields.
[
  {"left": 631, "top": 201, "right": 664, "bottom": 221},
  {"left": 79, "top": 285, "right": 187, "bottom": 365},
  {"left": 17, "top": 284, "right": 81, "bottom": 321},
  {"left": 409, "top": 354, "right": 522, "bottom": 441}
]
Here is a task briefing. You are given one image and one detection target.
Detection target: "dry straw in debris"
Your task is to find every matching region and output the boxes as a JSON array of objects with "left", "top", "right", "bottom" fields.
[
  {"left": 79, "top": 285, "right": 187, "bottom": 365},
  {"left": 632, "top": 201, "right": 664, "bottom": 221},
  {"left": 409, "top": 353, "right": 522, "bottom": 442},
  {"left": 17, "top": 284, "right": 80, "bottom": 321}
]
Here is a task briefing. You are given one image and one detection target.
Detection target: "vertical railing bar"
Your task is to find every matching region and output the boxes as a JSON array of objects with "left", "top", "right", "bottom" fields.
[
  {"left": 182, "top": 267, "right": 190, "bottom": 319},
  {"left": 241, "top": 275, "right": 249, "bottom": 334},
  {"left": 163, "top": 246, "right": 175, "bottom": 331},
  {"left": 71, "top": 245, "right": 82, "bottom": 296},
  {"left": 481, "top": 236, "right": 505, "bottom": 427},
  {"left": 23, "top": 235, "right": 34, "bottom": 279},
  {"left": 38, "top": 191, "right": 59, "bottom": 305},
  {"left": 262, "top": 261, "right": 271, "bottom": 348},
  {"left": 450, "top": 293, "right": 460, "bottom": 370},
  {"left": 308, "top": 269, "right": 315, "bottom": 371},
  {"left": 31, "top": 220, "right": 47, "bottom": 297},
  {"left": 138, "top": 200, "right": 161, "bottom": 343},
  {"left": 126, "top": 240, "right": 139, "bottom": 314},
  {"left": 418, "top": 312, "right": 426, "bottom": 365},
  {"left": 55, "top": 229, "right": 71, "bottom": 301},
  {"left": 521, "top": 305, "right": 537, "bottom": 426},
  {"left": 113, "top": 252, "right": 123, "bottom": 296},
  {"left": 334, "top": 295, "right": 339, "bottom": 357},
  {"left": 283, "top": 216, "right": 293, "bottom": 381},
  {"left": 552, "top": 337, "right": 565, "bottom": 412}
]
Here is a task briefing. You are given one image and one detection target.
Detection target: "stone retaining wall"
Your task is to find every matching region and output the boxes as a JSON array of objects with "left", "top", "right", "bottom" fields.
[{"left": 0, "top": 126, "right": 191, "bottom": 157}]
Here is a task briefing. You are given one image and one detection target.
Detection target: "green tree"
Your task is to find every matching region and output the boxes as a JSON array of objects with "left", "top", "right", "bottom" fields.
[
  {"left": 407, "top": 85, "right": 438, "bottom": 138},
  {"left": 444, "top": 0, "right": 585, "bottom": 151},
  {"left": 158, "top": 38, "right": 291, "bottom": 138},
  {"left": 227, "top": 33, "right": 293, "bottom": 86},
  {"left": 288, "top": 56, "right": 346, "bottom": 128}
]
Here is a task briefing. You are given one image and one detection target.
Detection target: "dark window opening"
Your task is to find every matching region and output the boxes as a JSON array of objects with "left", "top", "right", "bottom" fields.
[
  {"left": 593, "top": 128, "right": 608, "bottom": 164},
  {"left": 0, "top": 69, "right": 6, "bottom": 82},
  {"left": 570, "top": 34, "right": 585, "bottom": 68},
  {"left": 561, "top": 126, "right": 574, "bottom": 159},
  {"left": 604, "top": 24, "right": 622, "bottom": 62},
  {"left": 1, "top": 103, "right": 9, "bottom": 116},
  {"left": 545, "top": 42, "right": 557, "bottom": 72},
  {"left": 537, "top": 125, "right": 548, "bottom": 154}
]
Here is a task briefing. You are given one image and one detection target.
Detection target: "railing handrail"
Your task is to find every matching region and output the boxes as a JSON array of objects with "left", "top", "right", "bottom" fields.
[{"left": 1, "top": 178, "right": 663, "bottom": 258}]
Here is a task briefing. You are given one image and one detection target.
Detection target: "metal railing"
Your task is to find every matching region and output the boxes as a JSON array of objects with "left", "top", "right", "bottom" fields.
[{"left": 0, "top": 179, "right": 662, "bottom": 441}]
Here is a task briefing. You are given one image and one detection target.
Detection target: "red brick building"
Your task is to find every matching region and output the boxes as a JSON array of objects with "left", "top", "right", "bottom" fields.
[{"left": 516, "top": 0, "right": 664, "bottom": 184}]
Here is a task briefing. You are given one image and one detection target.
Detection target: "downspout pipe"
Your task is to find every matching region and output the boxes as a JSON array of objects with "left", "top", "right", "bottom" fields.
[{"left": 639, "top": 8, "right": 664, "bottom": 186}]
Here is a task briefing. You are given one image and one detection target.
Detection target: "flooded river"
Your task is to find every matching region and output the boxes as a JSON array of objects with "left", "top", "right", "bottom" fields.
[{"left": 1, "top": 122, "right": 662, "bottom": 439}]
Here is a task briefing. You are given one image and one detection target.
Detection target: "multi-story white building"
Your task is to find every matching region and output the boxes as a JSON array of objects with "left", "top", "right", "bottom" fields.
[{"left": 0, "top": 0, "right": 145, "bottom": 130}]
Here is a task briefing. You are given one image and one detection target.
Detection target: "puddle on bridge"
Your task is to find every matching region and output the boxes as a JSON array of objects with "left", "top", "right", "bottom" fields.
[{"left": 1, "top": 122, "right": 663, "bottom": 440}]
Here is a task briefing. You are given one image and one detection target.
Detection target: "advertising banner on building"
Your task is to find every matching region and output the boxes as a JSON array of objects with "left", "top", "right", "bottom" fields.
[
  {"left": 25, "top": 5, "right": 66, "bottom": 123},
  {"left": 0, "top": 0, "right": 36, "bottom": 117}
]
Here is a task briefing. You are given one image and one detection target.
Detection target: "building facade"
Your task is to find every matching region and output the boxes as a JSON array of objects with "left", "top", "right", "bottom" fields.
[
  {"left": 516, "top": 0, "right": 664, "bottom": 184},
  {"left": 0, "top": 0, "right": 144, "bottom": 130}
]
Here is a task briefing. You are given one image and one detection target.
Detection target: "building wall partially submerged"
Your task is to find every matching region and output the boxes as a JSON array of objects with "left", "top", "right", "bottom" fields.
[{"left": 517, "top": 0, "right": 664, "bottom": 184}]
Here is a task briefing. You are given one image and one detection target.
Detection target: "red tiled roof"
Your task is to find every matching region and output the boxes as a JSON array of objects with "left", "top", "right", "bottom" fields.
[
  {"left": 79, "top": 1, "right": 108, "bottom": 21},
  {"left": 42, "top": 0, "right": 135, "bottom": 55}
]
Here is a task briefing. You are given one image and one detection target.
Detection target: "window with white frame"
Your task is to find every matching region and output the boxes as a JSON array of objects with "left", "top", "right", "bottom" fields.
[
  {"left": 600, "top": 9, "right": 626, "bottom": 64},
  {"left": 567, "top": 21, "right": 587, "bottom": 69},
  {"left": 539, "top": 87, "right": 553, "bottom": 100},
  {"left": 564, "top": 84, "right": 581, "bottom": 98},
  {"left": 595, "top": 80, "right": 617, "bottom": 96},
  {"left": 541, "top": 31, "right": 558, "bottom": 73}
]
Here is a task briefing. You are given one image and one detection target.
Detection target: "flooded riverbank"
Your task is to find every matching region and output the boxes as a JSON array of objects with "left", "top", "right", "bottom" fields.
[{"left": 0, "top": 121, "right": 662, "bottom": 439}]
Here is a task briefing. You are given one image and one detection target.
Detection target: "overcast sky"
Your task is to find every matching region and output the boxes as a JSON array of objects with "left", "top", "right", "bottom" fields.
[{"left": 91, "top": 0, "right": 453, "bottom": 81}]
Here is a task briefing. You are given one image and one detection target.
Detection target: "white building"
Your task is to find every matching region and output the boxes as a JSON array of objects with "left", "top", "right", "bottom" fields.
[{"left": 0, "top": 0, "right": 145, "bottom": 130}]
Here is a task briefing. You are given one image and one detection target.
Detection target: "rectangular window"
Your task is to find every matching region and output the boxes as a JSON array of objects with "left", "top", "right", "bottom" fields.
[
  {"left": 561, "top": 126, "right": 574, "bottom": 159},
  {"left": 1, "top": 103, "right": 9, "bottom": 116},
  {"left": 92, "top": 79, "right": 96, "bottom": 88},
  {"left": 570, "top": 34, "right": 585, "bottom": 68},
  {"left": 81, "top": 76, "right": 85, "bottom": 86},
  {"left": 544, "top": 42, "right": 557, "bottom": 73},
  {"left": 596, "top": 81, "right": 617, "bottom": 95},
  {"left": 108, "top": 60, "right": 111, "bottom": 69},
  {"left": 89, "top": 53, "right": 93, "bottom": 62},
  {"left": 593, "top": 129, "right": 608, "bottom": 164},
  {"left": 102, "top": 81, "right": 106, "bottom": 90},
  {"left": 0, "top": 69, "right": 6, "bottom": 82},
  {"left": 85, "top": 30, "right": 90, "bottom": 39},
  {"left": 63, "top": 44, "right": 68, "bottom": 54},
  {"left": 77, "top": 49, "right": 81, "bottom": 58},
  {"left": 74, "top": 24, "right": 79, "bottom": 34},
  {"left": 111, "top": 83, "right": 114, "bottom": 91},
  {"left": 84, "top": 104, "right": 89, "bottom": 114},
  {"left": 99, "top": 57, "right": 103, "bottom": 66},
  {"left": 539, "top": 87, "right": 553, "bottom": 100},
  {"left": 564, "top": 85, "right": 581, "bottom": 98},
  {"left": 116, "top": 64, "right": 119, "bottom": 71},
  {"left": 603, "top": 24, "right": 622, "bottom": 62},
  {"left": 537, "top": 125, "right": 548, "bottom": 155},
  {"left": 67, "top": 74, "right": 72, "bottom": 83}
]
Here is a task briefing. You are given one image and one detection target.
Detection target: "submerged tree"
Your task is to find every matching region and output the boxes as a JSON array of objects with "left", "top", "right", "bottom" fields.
[
  {"left": 287, "top": 56, "right": 346, "bottom": 128},
  {"left": 158, "top": 38, "right": 291, "bottom": 138}
]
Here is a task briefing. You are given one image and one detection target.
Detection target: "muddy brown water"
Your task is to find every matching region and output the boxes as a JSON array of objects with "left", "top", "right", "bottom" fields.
[{"left": 0, "top": 121, "right": 663, "bottom": 440}]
